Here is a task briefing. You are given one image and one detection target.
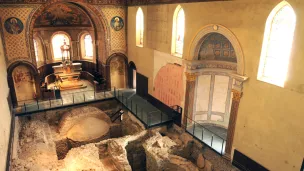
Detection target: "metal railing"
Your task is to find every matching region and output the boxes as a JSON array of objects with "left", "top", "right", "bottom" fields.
[
  {"left": 114, "top": 88, "right": 174, "bottom": 128},
  {"left": 13, "top": 89, "right": 114, "bottom": 115},
  {"left": 185, "top": 116, "right": 226, "bottom": 155}
]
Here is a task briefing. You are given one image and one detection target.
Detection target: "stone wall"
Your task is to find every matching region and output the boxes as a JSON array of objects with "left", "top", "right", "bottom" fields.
[
  {"left": 146, "top": 125, "right": 239, "bottom": 171},
  {"left": 121, "top": 112, "right": 146, "bottom": 136},
  {"left": 58, "top": 106, "right": 111, "bottom": 135}
]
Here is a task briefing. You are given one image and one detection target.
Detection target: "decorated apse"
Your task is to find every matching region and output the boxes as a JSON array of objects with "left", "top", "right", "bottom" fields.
[{"left": 1, "top": 1, "right": 127, "bottom": 106}]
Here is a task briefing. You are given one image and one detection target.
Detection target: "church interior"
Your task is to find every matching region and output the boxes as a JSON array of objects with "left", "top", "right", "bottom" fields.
[{"left": 0, "top": 0, "right": 304, "bottom": 171}]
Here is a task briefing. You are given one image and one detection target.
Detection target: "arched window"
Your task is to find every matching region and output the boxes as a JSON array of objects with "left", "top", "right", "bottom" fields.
[
  {"left": 33, "top": 39, "right": 39, "bottom": 61},
  {"left": 51, "top": 33, "right": 70, "bottom": 60},
  {"left": 84, "top": 34, "right": 93, "bottom": 58},
  {"left": 136, "top": 7, "right": 144, "bottom": 47},
  {"left": 258, "top": 1, "right": 296, "bottom": 87},
  {"left": 172, "top": 5, "right": 185, "bottom": 57}
]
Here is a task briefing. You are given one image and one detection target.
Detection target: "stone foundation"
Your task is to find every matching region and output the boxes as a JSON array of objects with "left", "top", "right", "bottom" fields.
[{"left": 11, "top": 102, "right": 238, "bottom": 171}]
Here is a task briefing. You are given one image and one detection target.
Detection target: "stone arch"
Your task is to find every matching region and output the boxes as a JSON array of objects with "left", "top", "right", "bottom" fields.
[
  {"left": 7, "top": 61, "right": 40, "bottom": 107},
  {"left": 106, "top": 53, "right": 128, "bottom": 89},
  {"left": 28, "top": 1, "right": 110, "bottom": 71},
  {"left": 33, "top": 32, "right": 46, "bottom": 65},
  {"left": 189, "top": 24, "right": 245, "bottom": 75}
]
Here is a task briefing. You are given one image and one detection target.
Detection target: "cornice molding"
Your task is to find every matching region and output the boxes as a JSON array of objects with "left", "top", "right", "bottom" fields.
[
  {"left": 127, "top": 0, "right": 230, "bottom": 6},
  {"left": 0, "top": 0, "right": 127, "bottom": 5},
  {"left": 0, "top": 0, "right": 230, "bottom": 6}
]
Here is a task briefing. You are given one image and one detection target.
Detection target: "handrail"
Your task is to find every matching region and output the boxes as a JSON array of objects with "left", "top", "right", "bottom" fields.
[
  {"left": 114, "top": 88, "right": 179, "bottom": 128},
  {"left": 111, "top": 109, "right": 124, "bottom": 122},
  {"left": 13, "top": 88, "right": 114, "bottom": 115},
  {"left": 185, "top": 115, "right": 226, "bottom": 155},
  {"left": 186, "top": 116, "right": 226, "bottom": 140}
]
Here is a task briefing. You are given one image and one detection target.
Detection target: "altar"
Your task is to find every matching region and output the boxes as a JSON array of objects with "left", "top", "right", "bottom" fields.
[
  {"left": 52, "top": 62, "right": 87, "bottom": 90},
  {"left": 52, "top": 62, "right": 82, "bottom": 81},
  {"left": 48, "top": 40, "right": 90, "bottom": 91}
]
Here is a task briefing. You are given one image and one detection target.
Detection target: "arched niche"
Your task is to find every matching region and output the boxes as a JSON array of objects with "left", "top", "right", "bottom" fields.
[
  {"left": 7, "top": 61, "right": 40, "bottom": 107},
  {"left": 27, "top": 1, "right": 110, "bottom": 71},
  {"left": 106, "top": 53, "right": 128, "bottom": 89},
  {"left": 128, "top": 61, "right": 137, "bottom": 89},
  {"left": 188, "top": 24, "right": 244, "bottom": 75}
]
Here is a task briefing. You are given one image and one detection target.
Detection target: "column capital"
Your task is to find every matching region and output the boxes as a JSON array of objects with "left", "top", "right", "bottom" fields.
[
  {"left": 232, "top": 89, "right": 242, "bottom": 101},
  {"left": 185, "top": 72, "right": 198, "bottom": 82}
]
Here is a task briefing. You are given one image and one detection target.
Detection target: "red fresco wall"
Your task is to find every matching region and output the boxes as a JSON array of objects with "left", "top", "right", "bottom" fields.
[{"left": 153, "top": 63, "right": 184, "bottom": 106}]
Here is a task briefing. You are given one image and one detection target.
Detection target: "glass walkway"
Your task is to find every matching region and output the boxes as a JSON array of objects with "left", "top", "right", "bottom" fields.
[
  {"left": 114, "top": 89, "right": 176, "bottom": 128},
  {"left": 13, "top": 88, "right": 180, "bottom": 129}
]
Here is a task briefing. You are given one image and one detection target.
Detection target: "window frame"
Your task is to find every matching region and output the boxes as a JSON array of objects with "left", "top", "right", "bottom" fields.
[
  {"left": 136, "top": 7, "right": 144, "bottom": 47},
  {"left": 171, "top": 5, "right": 185, "bottom": 58},
  {"left": 257, "top": 1, "right": 296, "bottom": 87},
  {"left": 83, "top": 34, "right": 94, "bottom": 59},
  {"left": 51, "top": 32, "right": 71, "bottom": 61}
]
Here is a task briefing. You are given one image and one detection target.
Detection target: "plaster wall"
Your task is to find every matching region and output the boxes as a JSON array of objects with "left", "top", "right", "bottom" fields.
[
  {"left": 128, "top": 0, "right": 304, "bottom": 170},
  {"left": 0, "top": 31, "right": 11, "bottom": 171}
]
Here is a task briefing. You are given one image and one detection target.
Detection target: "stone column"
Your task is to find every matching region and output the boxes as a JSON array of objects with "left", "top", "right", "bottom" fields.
[
  {"left": 224, "top": 89, "right": 242, "bottom": 160},
  {"left": 182, "top": 72, "right": 197, "bottom": 128},
  {"left": 44, "top": 41, "right": 51, "bottom": 61},
  {"left": 71, "top": 41, "right": 79, "bottom": 60}
]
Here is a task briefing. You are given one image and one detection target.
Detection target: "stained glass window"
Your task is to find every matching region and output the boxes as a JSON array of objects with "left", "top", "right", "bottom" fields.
[
  {"left": 33, "top": 39, "right": 39, "bottom": 61},
  {"left": 52, "top": 33, "right": 70, "bottom": 59},
  {"left": 258, "top": 2, "right": 296, "bottom": 87},
  {"left": 84, "top": 34, "right": 93, "bottom": 57},
  {"left": 136, "top": 7, "right": 144, "bottom": 46}
]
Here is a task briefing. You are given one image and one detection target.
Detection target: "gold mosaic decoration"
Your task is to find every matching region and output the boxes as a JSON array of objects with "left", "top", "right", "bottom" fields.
[
  {"left": 100, "top": 6, "right": 127, "bottom": 56},
  {"left": 0, "top": 7, "right": 35, "bottom": 64}
]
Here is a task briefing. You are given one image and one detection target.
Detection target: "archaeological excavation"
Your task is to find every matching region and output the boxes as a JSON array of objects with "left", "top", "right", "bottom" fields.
[{"left": 10, "top": 100, "right": 238, "bottom": 171}]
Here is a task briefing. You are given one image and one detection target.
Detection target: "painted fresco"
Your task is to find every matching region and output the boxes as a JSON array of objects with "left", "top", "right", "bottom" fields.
[
  {"left": 4, "top": 17, "right": 24, "bottom": 35},
  {"left": 110, "top": 16, "right": 124, "bottom": 31},
  {"left": 153, "top": 64, "right": 184, "bottom": 106},
  {"left": 110, "top": 56, "right": 125, "bottom": 88},
  {"left": 34, "top": 3, "right": 91, "bottom": 27},
  {"left": 12, "top": 65, "right": 36, "bottom": 102},
  {"left": 198, "top": 33, "right": 237, "bottom": 63}
]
